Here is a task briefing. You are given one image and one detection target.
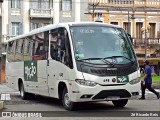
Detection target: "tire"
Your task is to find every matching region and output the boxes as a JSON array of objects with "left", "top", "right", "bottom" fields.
[
  {"left": 112, "top": 99, "right": 128, "bottom": 107},
  {"left": 19, "top": 82, "right": 30, "bottom": 100},
  {"left": 62, "top": 87, "right": 75, "bottom": 111}
]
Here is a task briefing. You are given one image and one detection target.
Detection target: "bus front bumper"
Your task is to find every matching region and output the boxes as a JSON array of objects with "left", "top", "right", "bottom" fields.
[{"left": 70, "top": 81, "right": 141, "bottom": 102}]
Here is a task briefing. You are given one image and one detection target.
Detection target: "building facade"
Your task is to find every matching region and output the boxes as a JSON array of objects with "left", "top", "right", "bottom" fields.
[
  {"left": 0, "top": 0, "right": 89, "bottom": 83},
  {"left": 88, "top": 0, "right": 160, "bottom": 75},
  {"left": 0, "top": 0, "right": 160, "bottom": 82}
]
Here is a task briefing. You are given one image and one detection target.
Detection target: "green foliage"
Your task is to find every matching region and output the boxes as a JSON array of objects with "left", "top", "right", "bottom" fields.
[
  {"left": 151, "top": 73, "right": 157, "bottom": 77},
  {"left": 140, "top": 75, "right": 160, "bottom": 83}
]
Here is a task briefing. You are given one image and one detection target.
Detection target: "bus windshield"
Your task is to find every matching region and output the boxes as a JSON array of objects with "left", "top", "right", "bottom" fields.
[{"left": 70, "top": 26, "right": 136, "bottom": 64}]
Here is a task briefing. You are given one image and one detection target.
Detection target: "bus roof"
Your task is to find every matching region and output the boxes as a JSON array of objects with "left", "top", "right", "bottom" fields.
[{"left": 8, "top": 22, "right": 121, "bottom": 42}]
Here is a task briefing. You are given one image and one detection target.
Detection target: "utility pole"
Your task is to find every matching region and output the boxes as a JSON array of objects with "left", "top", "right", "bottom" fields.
[
  {"left": 84, "top": 2, "right": 99, "bottom": 21},
  {"left": 128, "top": 9, "right": 130, "bottom": 34},
  {"left": 144, "top": 0, "right": 147, "bottom": 60}
]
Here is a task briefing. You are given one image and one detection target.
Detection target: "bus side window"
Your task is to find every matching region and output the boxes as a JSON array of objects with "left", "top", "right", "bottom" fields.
[
  {"left": 50, "top": 32, "right": 58, "bottom": 60},
  {"left": 50, "top": 29, "right": 65, "bottom": 61},
  {"left": 33, "top": 31, "right": 49, "bottom": 61},
  {"left": 50, "top": 28, "right": 73, "bottom": 68},
  {"left": 7, "top": 41, "right": 15, "bottom": 62},
  {"left": 15, "top": 39, "right": 24, "bottom": 61},
  {"left": 65, "top": 32, "right": 73, "bottom": 69}
]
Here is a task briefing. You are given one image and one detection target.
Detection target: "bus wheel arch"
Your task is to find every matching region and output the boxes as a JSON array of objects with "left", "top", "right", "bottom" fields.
[
  {"left": 18, "top": 78, "right": 23, "bottom": 91},
  {"left": 18, "top": 78, "right": 32, "bottom": 100},
  {"left": 58, "top": 82, "right": 75, "bottom": 111},
  {"left": 58, "top": 82, "right": 67, "bottom": 100},
  {"left": 18, "top": 79, "right": 27, "bottom": 100}
]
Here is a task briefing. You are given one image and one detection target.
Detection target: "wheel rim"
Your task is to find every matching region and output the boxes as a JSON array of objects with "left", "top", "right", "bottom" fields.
[
  {"left": 64, "top": 93, "right": 70, "bottom": 107},
  {"left": 20, "top": 84, "right": 24, "bottom": 97}
]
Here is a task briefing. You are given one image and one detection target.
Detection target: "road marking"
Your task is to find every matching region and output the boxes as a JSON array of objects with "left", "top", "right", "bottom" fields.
[
  {"left": 5, "top": 94, "right": 11, "bottom": 100},
  {"left": 0, "top": 94, "right": 6, "bottom": 100},
  {"left": 0, "top": 94, "right": 11, "bottom": 101}
]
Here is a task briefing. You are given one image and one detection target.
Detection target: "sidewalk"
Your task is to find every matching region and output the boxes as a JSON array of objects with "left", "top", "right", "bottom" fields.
[
  {"left": 0, "top": 83, "right": 19, "bottom": 94},
  {"left": 0, "top": 83, "right": 19, "bottom": 110},
  {"left": 152, "top": 82, "right": 160, "bottom": 89}
]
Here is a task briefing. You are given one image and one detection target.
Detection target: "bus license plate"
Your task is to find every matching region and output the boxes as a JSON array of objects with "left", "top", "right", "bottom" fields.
[{"left": 106, "top": 96, "right": 120, "bottom": 100}]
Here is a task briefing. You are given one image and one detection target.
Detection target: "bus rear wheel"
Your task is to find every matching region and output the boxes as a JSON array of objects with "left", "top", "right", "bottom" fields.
[
  {"left": 19, "top": 82, "right": 30, "bottom": 100},
  {"left": 112, "top": 99, "right": 128, "bottom": 107},
  {"left": 62, "top": 87, "right": 75, "bottom": 111}
]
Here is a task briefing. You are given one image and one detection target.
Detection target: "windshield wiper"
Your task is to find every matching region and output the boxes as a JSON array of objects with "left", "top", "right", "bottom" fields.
[
  {"left": 77, "top": 58, "right": 114, "bottom": 66},
  {"left": 103, "top": 56, "right": 134, "bottom": 64}
]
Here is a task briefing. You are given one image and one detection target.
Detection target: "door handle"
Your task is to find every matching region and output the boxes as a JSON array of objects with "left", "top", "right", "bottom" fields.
[
  {"left": 50, "top": 88, "right": 54, "bottom": 90},
  {"left": 47, "top": 60, "right": 49, "bottom": 66}
]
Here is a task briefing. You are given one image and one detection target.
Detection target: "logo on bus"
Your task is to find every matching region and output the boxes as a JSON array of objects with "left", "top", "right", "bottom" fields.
[
  {"left": 24, "top": 61, "right": 37, "bottom": 82},
  {"left": 117, "top": 76, "right": 129, "bottom": 83}
]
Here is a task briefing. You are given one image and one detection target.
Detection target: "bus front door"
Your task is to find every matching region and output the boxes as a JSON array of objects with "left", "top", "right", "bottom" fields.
[{"left": 47, "top": 60, "right": 67, "bottom": 98}]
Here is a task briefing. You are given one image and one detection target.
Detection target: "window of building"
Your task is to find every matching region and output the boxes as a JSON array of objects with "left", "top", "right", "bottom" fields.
[
  {"left": 62, "top": 0, "right": 72, "bottom": 11},
  {"left": 12, "top": 22, "right": 20, "bottom": 36},
  {"left": 149, "top": 23, "right": 156, "bottom": 38},
  {"left": 30, "top": 23, "right": 50, "bottom": 31},
  {"left": 11, "top": 0, "right": 20, "bottom": 8},
  {"left": 31, "top": 0, "right": 50, "bottom": 9},
  {"left": 110, "top": 22, "right": 118, "bottom": 25},
  {"left": 31, "top": 23, "right": 39, "bottom": 30},
  {"left": 42, "top": 0, "right": 50, "bottom": 9},
  {"left": 123, "top": 22, "right": 131, "bottom": 33},
  {"left": 136, "top": 22, "right": 143, "bottom": 39}
]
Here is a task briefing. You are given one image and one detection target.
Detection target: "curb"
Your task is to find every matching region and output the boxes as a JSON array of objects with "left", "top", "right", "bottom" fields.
[
  {"left": 152, "top": 83, "right": 160, "bottom": 89},
  {"left": 0, "top": 101, "right": 4, "bottom": 110}
]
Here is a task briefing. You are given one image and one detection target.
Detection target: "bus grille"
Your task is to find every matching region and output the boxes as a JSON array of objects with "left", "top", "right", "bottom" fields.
[
  {"left": 90, "top": 66, "right": 136, "bottom": 76},
  {"left": 92, "top": 89, "right": 131, "bottom": 100}
]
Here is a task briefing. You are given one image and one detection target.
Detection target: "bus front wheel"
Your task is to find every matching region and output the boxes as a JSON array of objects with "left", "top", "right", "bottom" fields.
[
  {"left": 62, "top": 87, "right": 75, "bottom": 111},
  {"left": 112, "top": 99, "right": 128, "bottom": 107}
]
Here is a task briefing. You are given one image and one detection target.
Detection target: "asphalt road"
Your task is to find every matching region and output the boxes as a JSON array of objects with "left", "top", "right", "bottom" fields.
[{"left": 0, "top": 84, "right": 160, "bottom": 120}]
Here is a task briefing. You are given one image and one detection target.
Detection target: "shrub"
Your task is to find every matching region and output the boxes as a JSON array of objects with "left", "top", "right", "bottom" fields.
[{"left": 151, "top": 73, "right": 157, "bottom": 77}]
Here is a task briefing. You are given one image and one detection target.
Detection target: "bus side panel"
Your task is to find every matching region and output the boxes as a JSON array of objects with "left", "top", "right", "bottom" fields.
[
  {"left": 6, "top": 61, "right": 24, "bottom": 91},
  {"left": 37, "top": 60, "right": 49, "bottom": 96}
]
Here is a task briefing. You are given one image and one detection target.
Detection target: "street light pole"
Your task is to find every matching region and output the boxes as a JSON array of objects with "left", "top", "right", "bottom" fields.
[
  {"left": 145, "top": 0, "right": 147, "bottom": 60},
  {"left": 144, "top": 29, "right": 147, "bottom": 60}
]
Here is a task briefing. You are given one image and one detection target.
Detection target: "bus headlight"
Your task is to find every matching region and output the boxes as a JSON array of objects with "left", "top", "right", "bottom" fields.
[
  {"left": 129, "top": 78, "right": 140, "bottom": 85},
  {"left": 75, "top": 79, "right": 97, "bottom": 87}
]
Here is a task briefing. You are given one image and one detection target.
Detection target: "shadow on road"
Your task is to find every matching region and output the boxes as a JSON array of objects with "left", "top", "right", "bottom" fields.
[{"left": 8, "top": 94, "right": 130, "bottom": 111}]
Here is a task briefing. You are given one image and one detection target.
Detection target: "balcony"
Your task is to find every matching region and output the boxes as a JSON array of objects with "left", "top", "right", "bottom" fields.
[
  {"left": 89, "top": 0, "right": 160, "bottom": 7},
  {"left": 133, "top": 38, "right": 160, "bottom": 46},
  {"left": 133, "top": 38, "right": 160, "bottom": 58},
  {"left": 29, "top": 9, "right": 53, "bottom": 18},
  {"left": 11, "top": 8, "right": 21, "bottom": 15},
  {"left": 0, "top": 35, "right": 13, "bottom": 44}
]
